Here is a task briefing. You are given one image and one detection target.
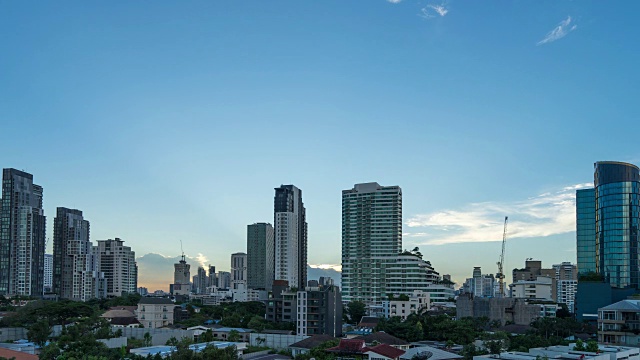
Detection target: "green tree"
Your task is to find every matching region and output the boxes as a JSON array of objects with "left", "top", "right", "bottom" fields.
[
  {"left": 200, "top": 329, "right": 214, "bottom": 343},
  {"left": 227, "top": 329, "right": 241, "bottom": 342},
  {"left": 144, "top": 331, "right": 152, "bottom": 346},
  {"left": 573, "top": 339, "right": 586, "bottom": 351},
  {"left": 27, "top": 319, "right": 51, "bottom": 347},
  {"left": 585, "top": 340, "right": 599, "bottom": 353},
  {"left": 345, "top": 301, "right": 366, "bottom": 324}
]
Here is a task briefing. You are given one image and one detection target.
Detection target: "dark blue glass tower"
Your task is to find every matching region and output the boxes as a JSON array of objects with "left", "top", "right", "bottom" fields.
[
  {"left": 594, "top": 161, "right": 640, "bottom": 288},
  {"left": 577, "top": 188, "right": 596, "bottom": 274}
]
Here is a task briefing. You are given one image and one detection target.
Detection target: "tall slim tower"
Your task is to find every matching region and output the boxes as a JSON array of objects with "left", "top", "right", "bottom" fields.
[
  {"left": 341, "top": 182, "right": 402, "bottom": 304},
  {"left": 247, "top": 222, "right": 274, "bottom": 291},
  {"left": 576, "top": 188, "right": 596, "bottom": 274},
  {"left": 274, "top": 185, "right": 307, "bottom": 288},
  {"left": 594, "top": 161, "right": 640, "bottom": 288},
  {"left": 95, "top": 238, "right": 137, "bottom": 297},
  {"left": 0, "top": 169, "right": 46, "bottom": 296},
  {"left": 53, "top": 207, "right": 104, "bottom": 301},
  {"left": 231, "top": 252, "right": 248, "bottom": 290}
]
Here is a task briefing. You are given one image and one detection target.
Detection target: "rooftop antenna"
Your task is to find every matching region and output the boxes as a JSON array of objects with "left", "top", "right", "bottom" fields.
[{"left": 180, "top": 240, "right": 185, "bottom": 262}]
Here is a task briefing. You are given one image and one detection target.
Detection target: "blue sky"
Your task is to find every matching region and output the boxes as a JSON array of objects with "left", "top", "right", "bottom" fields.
[{"left": 2, "top": 1, "right": 639, "bottom": 290}]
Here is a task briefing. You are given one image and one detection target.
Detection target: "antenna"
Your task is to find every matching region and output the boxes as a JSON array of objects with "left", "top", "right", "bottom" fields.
[{"left": 180, "top": 240, "right": 185, "bottom": 262}]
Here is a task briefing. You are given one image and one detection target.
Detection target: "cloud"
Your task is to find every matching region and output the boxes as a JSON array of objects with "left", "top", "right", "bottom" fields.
[
  {"left": 420, "top": 3, "right": 449, "bottom": 19},
  {"left": 537, "top": 16, "right": 578, "bottom": 45},
  {"left": 387, "top": 0, "right": 402, "bottom": 3},
  {"left": 195, "top": 253, "right": 209, "bottom": 269},
  {"left": 136, "top": 253, "right": 215, "bottom": 291},
  {"left": 405, "top": 183, "right": 593, "bottom": 245},
  {"left": 309, "top": 264, "right": 342, "bottom": 272}
]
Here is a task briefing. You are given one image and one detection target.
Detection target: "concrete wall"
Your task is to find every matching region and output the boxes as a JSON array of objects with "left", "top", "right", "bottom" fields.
[
  {"left": 249, "top": 333, "right": 307, "bottom": 349},
  {"left": 98, "top": 336, "right": 128, "bottom": 349},
  {"left": 242, "top": 350, "right": 271, "bottom": 359},
  {"left": 117, "top": 327, "right": 194, "bottom": 346},
  {"left": 0, "top": 328, "right": 28, "bottom": 342}
]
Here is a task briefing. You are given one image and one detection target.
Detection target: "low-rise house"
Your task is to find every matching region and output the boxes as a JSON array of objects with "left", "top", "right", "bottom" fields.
[
  {"left": 472, "top": 344, "right": 639, "bottom": 360},
  {"left": 288, "top": 334, "right": 337, "bottom": 357},
  {"left": 137, "top": 297, "right": 174, "bottom": 329},
  {"left": 101, "top": 308, "right": 140, "bottom": 327},
  {"left": 211, "top": 327, "right": 254, "bottom": 342},
  {"left": 365, "top": 344, "right": 405, "bottom": 360},
  {"left": 382, "top": 290, "right": 431, "bottom": 320}
]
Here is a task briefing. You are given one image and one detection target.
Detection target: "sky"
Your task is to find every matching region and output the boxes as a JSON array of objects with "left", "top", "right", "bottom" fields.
[{"left": 2, "top": 1, "right": 640, "bottom": 291}]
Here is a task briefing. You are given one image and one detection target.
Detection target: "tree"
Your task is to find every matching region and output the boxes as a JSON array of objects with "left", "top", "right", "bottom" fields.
[
  {"left": 573, "top": 339, "right": 586, "bottom": 351},
  {"left": 200, "top": 329, "right": 214, "bottom": 343},
  {"left": 345, "top": 301, "right": 366, "bottom": 324},
  {"left": 27, "top": 319, "right": 51, "bottom": 347},
  {"left": 144, "top": 332, "right": 152, "bottom": 347},
  {"left": 227, "top": 329, "right": 241, "bottom": 342},
  {"left": 485, "top": 340, "right": 503, "bottom": 355},
  {"left": 585, "top": 340, "right": 599, "bottom": 353}
]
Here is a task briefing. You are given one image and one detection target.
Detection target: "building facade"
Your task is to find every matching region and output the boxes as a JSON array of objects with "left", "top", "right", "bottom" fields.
[
  {"left": 509, "top": 276, "right": 553, "bottom": 300},
  {"left": 598, "top": 299, "right": 640, "bottom": 346},
  {"left": 464, "top": 267, "right": 497, "bottom": 298},
  {"left": 594, "top": 161, "right": 640, "bottom": 288},
  {"left": 218, "top": 271, "right": 231, "bottom": 289},
  {"left": 231, "top": 252, "right": 247, "bottom": 290},
  {"left": 274, "top": 185, "right": 307, "bottom": 289},
  {"left": 296, "top": 285, "right": 342, "bottom": 337},
  {"left": 43, "top": 254, "right": 53, "bottom": 293},
  {"left": 95, "top": 238, "right": 137, "bottom": 297},
  {"left": 385, "top": 254, "right": 439, "bottom": 296},
  {"left": 341, "top": 182, "right": 402, "bottom": 305},
  {"left": 172, "top": 254, "right": 190, "bottom": 295},
  {"left": 382, "top": 290, "right": 431, "bottom": 320},
  {"left": 0, "top": 169, "right": 46, "bottom": 296},
  {"left": 577, "top": 188, "right": 597, "bottom": 274},
  {"left": 137, "top": 297, "right": 174, "bottom": 329},
  {"left": 247, "top": 222, "right": 274, "bottom": 291}
]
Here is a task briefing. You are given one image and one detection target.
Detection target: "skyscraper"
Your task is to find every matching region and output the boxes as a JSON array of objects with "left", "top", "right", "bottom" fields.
[
  {"left": 576, "top": 188, "right": 596, "bottom": 274},
  {"left": 231, "top": 252, "right": 247, "bottom": 290},
  {"left": 208, "top": 265, "right": 217, "bottom": 288},
  {"left": 0, "top": 169, "right": 46, "bottom": 296},
  {"left": 594, "top": 161, "right": 640, "bottom": 288},
  {"left": 274, "top": 185, "right": 307, "bottom": 289},
  {"left": 247, "top": 222, "right": 274, "bottom": 291},
  {"left": 43, "top": 254, "right": 53, "bottom": 293},
  {"left": 95, "top": 238, "right": 137, "bottom": 297},
  {"left": 341, "top": 182, "right": 402, "bottom": 304},
  {"left": 172, "top": 254, "right": 190, "bottom": 296},
  {"left": 196, "top": 266, "right": 207, "bottom": 294},
  {"left": 53, "top": 207, "right": 105, "bottom": 301}
]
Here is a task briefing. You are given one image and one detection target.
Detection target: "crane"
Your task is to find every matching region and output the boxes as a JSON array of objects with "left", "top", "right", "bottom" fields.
[{"left": 496, "top": 216, "right": 508, "bottom": 297}]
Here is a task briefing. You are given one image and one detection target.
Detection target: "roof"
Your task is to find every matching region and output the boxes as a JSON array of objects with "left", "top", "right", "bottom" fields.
[
  {"left": 213, "top": 327, "right": 253, "bottom": 333},
  {"left": 359, "top": 316, "right": 381, "bottom": 328},
  {"left": 600, "top": 300, "right": 640, "bottom": 311},
  {"left": 366, "top": 344, "right": 406, "bottom": 359},
  {"left": 246, "top": 355, "right": 292, "bottom": 360},
  {"left": 497, "top": 324, "right": 531, "bottom": 335},
  {"left": 110, "top": 317, "right": 141, "bottom": 326},
  {"left": 110, "top": 306, "right": 138, "bottom": 312},
  {"left": 355, "top": 332, "right": 409, "bottom": 346},
  {"left": 326, "top": 339, "right": 367, "bottom": 354},
  {"left": 263, "top": 329, "right": 294, "bottom": 335},
  {"left": 101, "top": 309, "right": 136, "bottom": 318},
  {"left": 139, "top": 297, "right": 174, "bottom": 305},
  {"left": 400, "top": 346, "right": 463, "bottom": 360},
  {"left": 0, "top": 348, "right": 38, "bottom": 360},
  {"left": 289, "top": 334, "right": 337, "bottom": 349}
]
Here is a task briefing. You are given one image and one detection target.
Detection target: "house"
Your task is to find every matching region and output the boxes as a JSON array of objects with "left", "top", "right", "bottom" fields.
[
  {"left": 0, "top": 347, "right": 38, "bottom": 360},
  {"left": 210, "top": 327, "right": 254, "bottom": 342},
  {"left": 365, "top": 344, "right": 405, "bottom": 360},
  {"left": 101, "top": 308, "right": 140, "bottom": 327},
  {"left": 598, "top": 299, "right": 640, "bottom": 345},
  {"left": 136, "top": 297, "right": 174, "bottom": 328},
  {"left": 355, "top": 332, "right": 410, "bottom": 350},
  {"left": 326, "top": 339, "right": 369, "bottom": 359},
  {"left": 288, "top": 334, "right": 337, "bottom": 357}
]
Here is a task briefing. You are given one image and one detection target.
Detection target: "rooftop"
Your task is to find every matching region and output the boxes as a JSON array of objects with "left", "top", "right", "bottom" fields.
[
  {"left": 289, "top": 334, "right": 337, "bottom": 349},
  {"left": 138, "top": 297, "right": 174, "bottom": 305}
]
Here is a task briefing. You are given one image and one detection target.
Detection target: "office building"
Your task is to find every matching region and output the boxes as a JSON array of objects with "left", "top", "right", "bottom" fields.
[
  {"left": 43, "top": 254, "right": 53, "bottom": 293},
  {"left": 463, "top": 267, "right": 497, "bottom": 298},
  {"left": 0, "top": 169, "right": 46, "bottom": 296},
  {"left": 274, "top": 185, "right": 307, "bottom": 289},
  {"left": 341, "top": 182, "right": 402, "bottom": 305},
  {"left": 95, "top": 238, "right": 137, "bottom": 297},
  {"left": 218, "top": 271, "right": 231, "bottom": 289},
  {"left": 208, "top": 265, "right": 216, "bottom": 288},
  {"left": 247, "top": 222, "right": 274, "bottom": 291},
  {"left": 195, "top": 267, "right": 207, "bottom": 294},
  {"left": 577, "top": 188, "right": 597, "bottom": 274},
  {"left": 231, "top": 252, "right": 247, "bottom": 290},
  {"left": 171, "top": 254, "right": 190, "bottom": 296},
  {"left": 509, "top": 276, "right": 553, "bottom": 300},
  {"left": 594, "top": 161, "right": 640, "bottom": 288}
]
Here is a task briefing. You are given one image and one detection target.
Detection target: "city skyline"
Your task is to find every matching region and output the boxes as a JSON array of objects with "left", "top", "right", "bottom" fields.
[{"left": 2, "top": 1, "right": 640, "bottom": 290}]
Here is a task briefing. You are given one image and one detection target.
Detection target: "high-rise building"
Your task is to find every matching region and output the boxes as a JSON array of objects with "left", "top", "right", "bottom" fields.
[
  {"left": 594, "top": 161, "right": 640, "bottom": 288},
  {"left": 274, "top": 185, "right": 307, "bottom": 289},
  {"left": 341, "top": 182, "right": 402, "bottom": 305},
  {"left": 247, "top": 222, "right": 274, "bottom": 291},
  {"left": 0, "top": 169, "right": 46, "bottom": 296},
  {"left": 464, "top": 267, "right": 497, "bottom": 298},
  {"left": 577, "top": 188, "right": 597, "bottom": 274},
  {"left": 208, "top": 265, "right": 216, "bottom": 288},
  {"left": 385, "top": 254, "right": 439, "bottom": 296},
  {"left": 231, "top": 252, "right": 247, "bottom": 290},
  {"left": 196, "top": 267, "right": 207, "bottom": 294},
  {"left": 218, "top": 271, "right": 231, "bottom": 289},
  {"left": 171, "top": 254, "right": 190, "bottom": 296},
  {"left": 95, "top": 238, "right": 137, "bottom": 297},
  {"left": 53, "top": 208, "right": 106, "bottom": 301},
  {"left": 43, "top": 254, "right": 53, "bottom": 293}
]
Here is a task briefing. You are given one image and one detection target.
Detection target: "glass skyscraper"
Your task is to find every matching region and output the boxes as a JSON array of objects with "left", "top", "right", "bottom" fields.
[
  {"left": 577, "top": 188, "right": 596, "bottom": 274},
  {"left": 594, "top": 161, "right": 640, "bottom": 288}
]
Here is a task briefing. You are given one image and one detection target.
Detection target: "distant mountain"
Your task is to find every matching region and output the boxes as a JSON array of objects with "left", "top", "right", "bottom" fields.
[{"left": 307, "top": 265, "right": 341, "bottom": 287}]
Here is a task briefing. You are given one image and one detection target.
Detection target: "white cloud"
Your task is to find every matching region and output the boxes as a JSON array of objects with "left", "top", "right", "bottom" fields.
[
  {"left": 420, "top": 3, "right": 449, "bottom": 19},
  {"left": 537, "top": 16, "right": 578, "bottom": 46},
  {"left": 309, "top": 264, "right": 342, "bottom": 272},
  {"left": 405, "top": 183, "right": 593, "bottom": 245},
  {"left": 387, "top": 0, "right": 402, "bottom": 3},
  {"left": 195, "top": 253, "right": 209, "bottom": 268}
]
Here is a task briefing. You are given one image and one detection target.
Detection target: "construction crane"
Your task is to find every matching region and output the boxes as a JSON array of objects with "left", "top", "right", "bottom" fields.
[{"left": 496, "top": 216, "right": 509, "bottom": 297}]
